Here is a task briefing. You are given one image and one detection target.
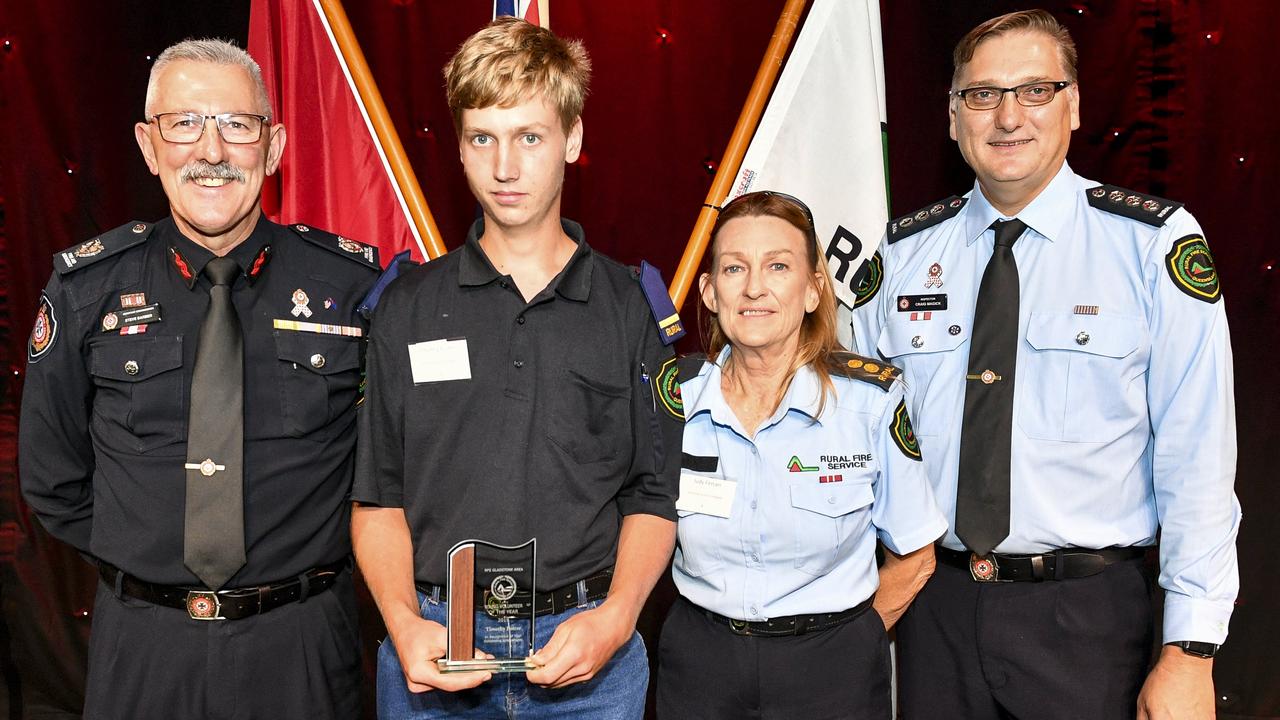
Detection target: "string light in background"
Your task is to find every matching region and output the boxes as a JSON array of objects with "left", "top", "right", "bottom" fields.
[{"left": 655, "top": 27, "right": 673, "bottom": 46}]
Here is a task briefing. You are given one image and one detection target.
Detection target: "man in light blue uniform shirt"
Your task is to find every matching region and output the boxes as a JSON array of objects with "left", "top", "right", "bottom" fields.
[{"left": 851, "top": 10, "right": 1239, "bottom": 720}]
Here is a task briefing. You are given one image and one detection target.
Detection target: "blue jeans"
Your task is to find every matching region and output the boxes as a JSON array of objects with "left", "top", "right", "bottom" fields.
[{"left": 377, "top": 590, "right": 648, "bottom": 719}]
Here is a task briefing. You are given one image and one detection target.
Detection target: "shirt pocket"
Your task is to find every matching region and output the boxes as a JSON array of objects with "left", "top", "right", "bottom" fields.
[
  {"left": 88, "top": 336, "right": 186, "bottom": 452},
  {"left": 273, "top": 331, "right": 363, "bottom": 440},
  {"left": 877, "top": 318, "right": 970, "bottom": 437},
  {"left": 1020, "top": 312, "right": 1149, "bottom": 442},
  {"left": 547, "top": 367, "right": 631, "bottom": 465},
  {"left": 674, "top": 509, "right": 727, "bottom": 578},
  {"left": 789, "top": 481, "right": 875, "bottom": 577}
]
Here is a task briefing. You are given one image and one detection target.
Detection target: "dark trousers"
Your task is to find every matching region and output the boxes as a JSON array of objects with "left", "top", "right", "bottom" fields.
[
  {"left": 896, "top": 556, "right": 1153, "bottom": 720},
  {"left": 656, "top": 596, "right": 891, "bottom": 720},
  {"left": 84, "top": 567, "right": 361, "bottom": 720}
]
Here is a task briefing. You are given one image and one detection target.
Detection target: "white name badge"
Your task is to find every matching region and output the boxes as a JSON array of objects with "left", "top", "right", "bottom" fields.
[
  {"left": 408, "top": 338, "right": 472, "bottom": 384},
  {"left": 676, "top": 471, "right": 737, "bottom": 519}
]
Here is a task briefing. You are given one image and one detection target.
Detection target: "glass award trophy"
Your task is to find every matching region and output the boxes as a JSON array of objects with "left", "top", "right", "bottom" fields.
[{"left": 437, "top": 538, "right": 538, "bottom": 673}]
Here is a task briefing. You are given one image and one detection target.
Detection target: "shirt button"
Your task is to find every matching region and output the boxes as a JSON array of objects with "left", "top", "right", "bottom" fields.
[
  {"left": 827, "top": 497, "right": 836, "bottom": 505},
  {"left": 517, "top": 316, "right": 526, "bottom": 325},
  {"left": 749, "top": 606, "right": 758, "bottom": 616},
  {"left": 124, "top": 360, "right": 139, "bottom": 376},
  {"left": 1076, "top": 331, "right": 1090, "bottom": 345},
  {"left": 513, "top": 360, "right": 524, "bottom": 368},
  {"left": 310, "top": 353, "right": 326, "bottom": 369},
  {"left": 500, "top": 280, "right": 510, "bottom": 290},
  {"left": 750, "top": 501, "right": 758, "bottom": 510},
  {"left": 750, "top": 553, "right": 760, "bottom": 563},
  {"left": 911, "top": 335, "right": 924, "bottom": 348}
]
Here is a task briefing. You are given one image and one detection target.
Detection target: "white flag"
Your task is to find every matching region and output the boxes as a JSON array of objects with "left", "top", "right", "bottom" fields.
[{"left": 728, "top": 0, "right": 887, "bottom": 347}]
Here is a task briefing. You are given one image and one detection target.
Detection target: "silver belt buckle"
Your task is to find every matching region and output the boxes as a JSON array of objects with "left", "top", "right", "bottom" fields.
[
  {"left": 186, "top": 591, "right": 225, "bottom": 620},
  {"left": 968, "top": 553, "right": 1000, "bottom": 582}
]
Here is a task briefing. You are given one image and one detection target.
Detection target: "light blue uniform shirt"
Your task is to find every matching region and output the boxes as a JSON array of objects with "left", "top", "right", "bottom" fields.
[
  {"left": 851, "top": 162, "right": 1240, "bottom": 644},
  {"left": 672, "top": 348, "right": 948, "bottom": 621}
]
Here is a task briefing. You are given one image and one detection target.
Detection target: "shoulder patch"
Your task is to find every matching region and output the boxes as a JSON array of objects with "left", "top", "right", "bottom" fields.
[
  {"left": 53, "top": 221, "right": 153, "bottom": 275},
  {"left": 887, "top": 196, "right": 966, "bottom": 244},
  {"left": 655, "top": 355, "right": 684, "bottom": 420},
  {"left": 28, "top": 291, "right": 59, "bottom": 363},
  {"left": 290, "top": 223, "right": 380, "bottom": 270},
  {"left": 851, "top": 251, "right": 883, "bottom": 309},
  {"left": 1165, "top": 234, "right": 1221, "bottom": 303},
  {"left": 1086, "top": 185, "right": 1183, "bottom": 226},
  {"left": 828, "top": 351, "right": 900, "bottom": 391},
  {"left": 635, "top": 261, "right": 685, "bottom": 346},
  {"left": 890, "top": 399, "right": 922, "bottom": 461}
]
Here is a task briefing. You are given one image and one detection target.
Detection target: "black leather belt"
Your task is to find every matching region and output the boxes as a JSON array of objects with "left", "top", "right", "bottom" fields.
[
  {"left": 416, "top": 569, "right": 613, "bottom": 618},
  {"left": 937, "top": 545, "right": 1149, "bottom": 583},
  {"left": 98, "top": 559, "right": 346, "bottom": 620},
  {"left": 693, "top": 595, "right": 874, "bottom": 637}
]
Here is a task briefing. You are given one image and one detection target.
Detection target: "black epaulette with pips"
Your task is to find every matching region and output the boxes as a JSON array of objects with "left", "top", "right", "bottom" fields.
[
  {"left": 289, "top": 223, "right": 380, "bottom": 270},
  {"left": 887, "top": 196, "right": 967, "bottom": 244},
  {"left": 53, "top": 221, "right": 154, "bottom": 275},
  {"left": 1085, "top": 185, "right": 1183, "bottom": 227},
  {"left": 827, "top": 351, "right": 900, "bottom": 391}
]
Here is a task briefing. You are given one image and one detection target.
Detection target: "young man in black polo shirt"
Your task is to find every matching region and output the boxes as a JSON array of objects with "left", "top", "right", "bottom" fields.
[{"left": 352, "top": 17, "right": 682, "bottom": 719}]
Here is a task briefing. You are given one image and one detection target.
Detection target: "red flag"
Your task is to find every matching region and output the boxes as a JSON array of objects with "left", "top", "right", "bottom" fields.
[{"left": 249, "top": 0, "right": 427, "bottom": 263}]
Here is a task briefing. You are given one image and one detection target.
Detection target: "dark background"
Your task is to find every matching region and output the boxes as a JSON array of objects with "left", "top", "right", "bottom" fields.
[{"left": 0, "top": 1, "right": 1275, "bottom": 717}]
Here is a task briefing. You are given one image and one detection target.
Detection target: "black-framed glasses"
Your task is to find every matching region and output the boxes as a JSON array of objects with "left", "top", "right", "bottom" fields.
[
  {"left": 150, "top": 112, "right": 269, "bottom": 144},
  {"left": 721, "top": 190, "right": 816, "bottom": 230},
  {"left": 951, "top": 81, "right": 1072, "bottom": 111}
]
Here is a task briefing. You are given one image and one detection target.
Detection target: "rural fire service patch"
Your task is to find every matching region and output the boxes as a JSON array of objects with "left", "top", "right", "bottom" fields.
[
  {"left": 28, "top": 292, "right": 58, "bottom": 362},
  {"left": 656, "top": 356, "right": 683, "bottom": 420},
  {"left": 1165, "top": 234, "right": 1221, "bottom": 303},
  {"left": 891, "top": 400, "right": 921, "bottom": 461}
]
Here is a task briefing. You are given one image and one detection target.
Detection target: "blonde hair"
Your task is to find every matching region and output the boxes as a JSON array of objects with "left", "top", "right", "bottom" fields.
[
  {"left": 952, "top": 9, "right": 1078, "bottom": 86},
  {"left": 701, "top": 192, "right": 843, "bottom": 418},
  {"left": 443, "top": 16, "right": 591, "bottom": 132}
]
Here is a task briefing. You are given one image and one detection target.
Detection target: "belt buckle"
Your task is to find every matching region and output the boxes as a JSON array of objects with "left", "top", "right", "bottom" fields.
[
  {"left": 729, "top": 618, "right": 749, "bottom": 636},
  {"left": 185, "top": 591, "right": 224, "bottom": 620},
  {"left": 968, "top": 553, "right": 1000, "bottom": 582}
]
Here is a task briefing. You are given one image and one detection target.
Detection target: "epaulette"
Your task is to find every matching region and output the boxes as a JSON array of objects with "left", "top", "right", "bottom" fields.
[
  {"left": 359, "top": 249, "right": 419, "bottom": 319},
  {"left": 827, "top": 351, "right": 900, "bottom": 391},
  {"left": 887, "top": 196, "right": 966, "bottom": 244},
  {"left": 677, "top": 353, "right": 709, "bottom": 383},
  {"left": 1086, "top": 185, "right": 1183, "bottom": 227},
  {"left": 289, "top": 223, "right": 380, "bottom": 270},
  {"left": 633, "top": 261, "right": 686, "bottom": 346},
  {"left": 53, "top": 221, "right": 153, "bottom": 275}
]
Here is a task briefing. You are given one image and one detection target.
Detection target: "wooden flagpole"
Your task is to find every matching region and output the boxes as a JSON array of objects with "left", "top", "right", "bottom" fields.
[
  {"left": 667, "top": 0, "right": 808, "bottom": 307},
  {"left": 318, "top": 0, "right": 448, "bottom": 259}
]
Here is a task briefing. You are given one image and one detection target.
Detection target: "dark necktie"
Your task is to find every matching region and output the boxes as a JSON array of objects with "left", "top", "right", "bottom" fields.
[
  {"left": 955, "top": 218, "right": 1026, "bottom": 556},
  {"left": 183, "top": 256, "right": 246, "bottom": 589}
]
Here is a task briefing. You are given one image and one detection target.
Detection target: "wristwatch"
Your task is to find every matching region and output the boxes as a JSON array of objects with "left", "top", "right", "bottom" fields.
[{"left": 1169, "top": 640, "right": 1220, "bottom": 658}]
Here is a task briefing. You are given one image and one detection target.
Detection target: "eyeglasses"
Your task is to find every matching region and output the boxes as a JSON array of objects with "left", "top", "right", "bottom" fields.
[
  {"left": 951, "top": 81, "right": 1072, "bottom": 111},
  {"left": 721, "top": 190, "right": 816, "bottom": 230},
  {"left": 150, "top": 112, "right": 269, "bottom": 144}
]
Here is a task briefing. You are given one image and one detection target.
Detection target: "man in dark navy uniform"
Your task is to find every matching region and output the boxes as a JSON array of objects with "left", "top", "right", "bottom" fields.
[{"left": 19, "top": 39, "right": 377, "bottom": 719}]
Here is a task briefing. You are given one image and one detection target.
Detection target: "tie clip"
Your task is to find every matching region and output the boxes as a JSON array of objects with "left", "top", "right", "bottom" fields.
[
  {"left": 965, "top": 369, "right": 1003, "bottom": 384},
  {"left": 185, "top": 458, "right": 226, "bottom": 477}
]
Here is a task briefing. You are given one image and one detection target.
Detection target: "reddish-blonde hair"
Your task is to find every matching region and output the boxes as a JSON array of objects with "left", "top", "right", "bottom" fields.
[{"left": 700, "top": 191, "right": 843, "bottom": 417}]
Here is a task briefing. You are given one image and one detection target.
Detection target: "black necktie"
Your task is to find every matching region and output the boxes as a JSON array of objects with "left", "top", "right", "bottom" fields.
[
  {"left": 183, "top": 256, "right": 246, "bottom": 590},
  {"left": 955, "top": 219, "right": 1026, "bottom": 556}
]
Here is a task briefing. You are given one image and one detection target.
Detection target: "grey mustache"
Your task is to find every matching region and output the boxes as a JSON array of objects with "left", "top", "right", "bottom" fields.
[{"left": 180, "top": 162, "right": 246, "bottom": 184}]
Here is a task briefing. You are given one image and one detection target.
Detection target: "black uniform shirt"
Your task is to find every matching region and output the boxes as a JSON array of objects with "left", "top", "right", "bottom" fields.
[
  {"left": 19, "top": 216, "right": 379, "bottom": 586},
  {"left": 353, "top": 218, "right": 681, "bottom": 589}
]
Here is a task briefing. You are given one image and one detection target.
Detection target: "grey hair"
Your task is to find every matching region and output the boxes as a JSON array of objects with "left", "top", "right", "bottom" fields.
[{"left": 144, "top": 38, "right": 273, "bottom": 121}]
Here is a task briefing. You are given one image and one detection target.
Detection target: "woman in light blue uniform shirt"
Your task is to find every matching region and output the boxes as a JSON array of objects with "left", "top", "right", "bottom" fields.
[{"left": 656, "top": 191, "right": 948, "bottom": 719}]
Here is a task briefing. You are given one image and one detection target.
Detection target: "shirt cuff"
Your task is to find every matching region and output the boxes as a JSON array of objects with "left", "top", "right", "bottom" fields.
[
  {"left": 616, "top": 494, "right": 677, "bottom": 522},
  {"left": 1162, "top": 593, "right": 1234, "bottom": 645},
  {"left": 350, "top": 487, "right": 402, "bottom": 508},
  {"left": 878, "top": 512, "right": 948, "bottom": 556}
]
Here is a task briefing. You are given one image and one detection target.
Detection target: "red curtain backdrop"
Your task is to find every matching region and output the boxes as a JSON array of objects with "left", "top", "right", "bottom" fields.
[{"left": 1, "top": 2, "right": 1275, "bottom": 718}]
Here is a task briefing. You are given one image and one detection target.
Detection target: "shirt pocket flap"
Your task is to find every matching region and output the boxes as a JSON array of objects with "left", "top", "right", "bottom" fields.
[
  {"left": 1025, "top": 313, "right": 1145, "bottom": 358},
  {"left": 89, "top": 337, "right": 183, "bottom": 382},
  {"left": 789, "top": 482, "right": 875, "bottom": 518},
  {"left": 877, "top": 318, "right": 969, "bottom": 357},
  {"left": 274, "top": 331, "right": 361, "bottom": 376}
]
